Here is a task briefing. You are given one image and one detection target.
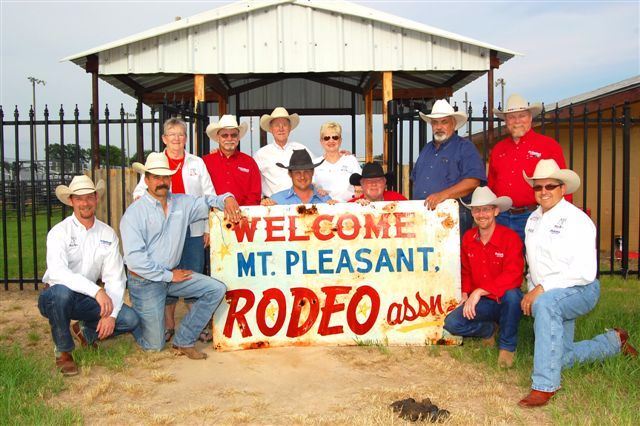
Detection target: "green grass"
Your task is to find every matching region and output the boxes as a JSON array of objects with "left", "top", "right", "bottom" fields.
[
  {"left": 0, "top": 209, "right": 66, "bottom": 280},
  {"left": 0, "top": 345, "right": 82, "bottom": 425},
  {"left": 449, "top": 276, "right": 640, "bottom": 424},
  {"left": 73, "top": 336, "right": 137, "bottom": 371}
]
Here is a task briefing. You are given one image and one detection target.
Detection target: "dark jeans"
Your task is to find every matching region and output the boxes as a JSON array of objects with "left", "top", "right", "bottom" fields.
[
  {"left": 496, "top": 210, "right": 532, "bottom": 244},
  {"left": 443, "top": 288, "right": 523, "bottom": 352},
  {"left": 38, "top": 285, "right": 140, "bottom": 353},
  {"left": 166, "top": 227, "right": 205, "bottom": 306}
]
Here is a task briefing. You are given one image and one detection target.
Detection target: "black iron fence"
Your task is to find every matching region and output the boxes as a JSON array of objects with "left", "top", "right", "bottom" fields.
[
  {"left": 1, "top": 98, "right": 638, "bottom": 289},
  {"left": 0, "top": 100, "right": 209, "bottom": 289},
  {"left": 386, "top": 99, "right": 640, "bottom": 279}
]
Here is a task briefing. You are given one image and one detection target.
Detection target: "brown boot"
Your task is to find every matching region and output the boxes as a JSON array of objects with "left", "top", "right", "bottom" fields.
[
  {"left": 482, "top": 324, "right": 498, "bottom": 347},
  {"left": 71, "top": 322, "right": 97, "bottom": 349},
  {"left": 614, "top": 328, "right": 638, "bottom": 357},
  {"left": 498, "top": 349, "right": 515, "bottom": 368},
  {"left": 518, "top": 390, "right": 555, "bottom": 408},
  {"left": 55, "top": 352, "right": 79, "bottom": 376},
  {"left": 172, "top": 345, "right": 208, "bottom": 360}
]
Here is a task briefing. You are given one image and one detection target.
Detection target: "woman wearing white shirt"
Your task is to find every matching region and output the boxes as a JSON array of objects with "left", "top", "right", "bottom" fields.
[
  {"left": 132, "top": 117, "right": 215, "bottom": 342},
  {"left": 312, "top": 121, "right": 361, "bottom": 202}
]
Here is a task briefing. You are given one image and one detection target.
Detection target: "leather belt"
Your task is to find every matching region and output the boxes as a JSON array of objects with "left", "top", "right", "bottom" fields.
[
  {"left": 508, "top": 204, "right": 538, "bottom": 214},
  {"left": 128, "top": 270, "right": 142, "bottom": 278}
]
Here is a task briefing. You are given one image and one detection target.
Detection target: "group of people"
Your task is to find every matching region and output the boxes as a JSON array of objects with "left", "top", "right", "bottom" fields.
[{"left": 38, "top": 96, "right": 636, "bottom": 408}]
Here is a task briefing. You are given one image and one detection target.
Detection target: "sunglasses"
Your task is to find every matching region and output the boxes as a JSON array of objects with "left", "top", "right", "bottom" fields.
[
  {"left": 532, "top": 183, "right": 563, "bottom": 192},
  {"left": 322, "top": 135, "right": 340, "bottom": 141}
]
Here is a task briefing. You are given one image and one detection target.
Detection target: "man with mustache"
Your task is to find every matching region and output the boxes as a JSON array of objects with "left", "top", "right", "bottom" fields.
[
  {"left": 411, "top": 99, "right": 486, "bottom": 237},
  {"left": 120, "top": 153, "right": 242, "bottom": 359},
  {"left": 488, "top": 94, "right": 570, "bottom": 242}
]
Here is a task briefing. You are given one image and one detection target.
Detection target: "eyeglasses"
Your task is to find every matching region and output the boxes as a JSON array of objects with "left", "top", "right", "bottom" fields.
[
  {"left": 165, "top": 133, "right": 186, "bottom": 139},
  {"left": 471, "top": 206, "right": 495, "bottom": 214},
  {"left": 532, "top": 183, "right": 563, "bottom": 192},
  {"left": 322, "top": 135, "right": 341, "bottom": 141}
]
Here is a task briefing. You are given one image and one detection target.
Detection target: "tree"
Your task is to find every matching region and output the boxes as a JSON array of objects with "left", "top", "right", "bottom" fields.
[
  {"left": 98, "top": 144, "right": 126, "bottom": 167},
  {"left": 128, "top": 150, "right": 155, "bottom": 166},
  {"left": 46, "top": 143, "right": 90, "bottom": 172}
]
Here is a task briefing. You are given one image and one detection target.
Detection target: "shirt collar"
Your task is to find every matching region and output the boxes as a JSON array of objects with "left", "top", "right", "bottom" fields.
[
  {"left": 472, "top": 223, "right": 505, "bottom": 247},
  {"left": 143, "top": 191, "right": 172, "bottom": 207},
  {"left": 284, "top": 185, "right": 320, "bottom": 200}
]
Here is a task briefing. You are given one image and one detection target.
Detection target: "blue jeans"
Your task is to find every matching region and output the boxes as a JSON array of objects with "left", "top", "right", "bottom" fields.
[
  {"left": 38, "top": 285, "right": 141, "bottom": 352},
  {"left": 496, "top": 210, "right": 531, "bottom": 244},
  {"left": 531, "top": 279, "right": 621, "bottom": 392},
  {"left": 166, "top": 228, "right": 205, "bottom": 306},
  {"left": 127, "top": 271, "right": 226, "bottom": 351},
  {"left": 459, "top": 205, "right": 473, "bottom": 240},
  {"left": 443, "top": 288, "right": 523, "bottom": 352}
]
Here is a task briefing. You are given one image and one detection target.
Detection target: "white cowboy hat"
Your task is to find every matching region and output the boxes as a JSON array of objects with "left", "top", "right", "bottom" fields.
[
  {"left": 418, "top": 99, "right": 468, "bottom": 131},
  {"left": 132, "top": 152, "right": 178, "bottom": 176},
  {"left": 206, "top": 115, "right": 248, "bottom": 140},
  {"left": 522, "top": 159, "right": 580, "bottom": 194},
  {"left": 461, "top": 186, "right": 512, "bottom": 213},
  {"left": 55, "top": 175, "right": 105, "bottom": 206},
  {"left": 259, "top": 107, "right": 300, "bottom": 132},
  {"left": 493, "top": 94, "right": 543, "bottom": 119}
]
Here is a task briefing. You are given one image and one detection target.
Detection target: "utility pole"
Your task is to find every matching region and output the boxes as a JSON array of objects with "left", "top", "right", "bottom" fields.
[
  {"left": 27, "top": 76, "right": 46, "bottom": 162},
  {"left": 495, "top": 78, "right": 506, "bottom": 111},
  {"left": 124, "top": 112, "right": 136, "bottom": 161}
]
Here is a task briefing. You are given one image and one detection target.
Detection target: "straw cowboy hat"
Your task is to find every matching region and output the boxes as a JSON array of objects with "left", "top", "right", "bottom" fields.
[
  {"left": 276, "top": 149, "right": 324, "bottom": 171},
  {"left": 259, "top": 107, "right": 300, "bottom": 132},
  {"left": 349, "top": 162, "right": 393, "bottom": 186},
  {"left": 523, "top": 159, "right": 581, "bottom": 194},
  {"left": 205, "top": 115, "right": 248, "bottom": 140},
  {"left": 418, "top": 99, "right": 468, "bottom": 131},
  {"left": 55, "top": 175, "right": 105, "bottom": 206},
  {"left": 132, "top": 152, "right": 178, "bottom": 176},
  {"left": 461, "top": 186, "right": 512, "bottom": 213},
  {"left": 493, "top": 94, "right": 543, "bottom": 119}
]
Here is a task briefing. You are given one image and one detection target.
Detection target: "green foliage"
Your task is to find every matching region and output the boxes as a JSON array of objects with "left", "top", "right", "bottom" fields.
[
  {"left": 73, "top": 336, "right": 136, "bottom": 371},
  {"left": 0, "top": 345, "right": 82, "bottom": 425}
]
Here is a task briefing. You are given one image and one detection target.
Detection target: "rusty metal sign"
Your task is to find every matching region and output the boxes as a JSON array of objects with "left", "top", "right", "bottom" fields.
[{"left": 209, "top": 200, "right": 462, "bottom": 351}]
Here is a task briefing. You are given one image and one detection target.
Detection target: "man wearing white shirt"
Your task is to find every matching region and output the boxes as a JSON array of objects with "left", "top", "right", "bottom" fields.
[
  {"left": 518, "top": 160, "right": 637, "bottom": 408},
  {"left": 38, "top": 175, "right": 140, "bottom": 376},
  {"left": 253, "top": 107, "right": 314, "bottom": 197}
]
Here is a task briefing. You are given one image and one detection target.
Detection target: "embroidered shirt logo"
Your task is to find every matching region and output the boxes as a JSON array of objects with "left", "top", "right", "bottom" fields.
[
  {"left": 528, "top": 150, "right": 542, "bottom": 158},
  {"left": 99, "top": 239, "right": 112, "bottom": 246},
  {"left": 189, "top": 168, "right": 197, "bottom": 176},
  {"left": 238, "top": 167, "right": 250, "bottom": 173},
  {"left": 69, "top": 237, "right": 78, "bottom": 248},
  {"left": 494, "top": 252, "right": 504, "bottom": 258}
]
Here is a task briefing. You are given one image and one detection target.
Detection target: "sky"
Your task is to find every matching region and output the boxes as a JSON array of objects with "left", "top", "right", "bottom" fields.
[{"left": 1, "top": 0, "right": 638, "bottom": 160}]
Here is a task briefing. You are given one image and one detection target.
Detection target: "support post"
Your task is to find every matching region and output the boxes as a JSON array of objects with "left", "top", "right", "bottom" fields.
[
  {"left": 382, "top": 71, "right": 393, "bottom": 165},
  {"left": 487, "top": 50, "right": 500, "bottom": 146},
  {"left": 364, "top": 87, "right": 373, "bottom": 162},
  {"left": 194, "top": 74, "right": 205, "bottom": 156},
  {"left": 86, "top": 55, "right": 100, "bottom": 171}
]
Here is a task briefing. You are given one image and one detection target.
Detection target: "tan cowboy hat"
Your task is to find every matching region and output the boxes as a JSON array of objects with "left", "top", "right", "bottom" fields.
[
  {"left": 55, "top": 175, "right": 105, "bottom": 206},
  {"left": 206, "top": 115, "right": 248, "bottom": 140},
  {"left": 259, "top": 107, "right": 300, "bottom": 132},
  {"left": 523, "top": 159, "right": 580, "bottom": 194},
  {"left": 461, "top": 186, "right": 512, "bottom": 213},
  {"left": 493, "top": 94, "right": 543, "bottom": 119},
  {"left": 418, "top": 99, "right": 468, "bottom": 131},
  {"left": 132, "top": 152, "right": 178, "bottom": 176}
]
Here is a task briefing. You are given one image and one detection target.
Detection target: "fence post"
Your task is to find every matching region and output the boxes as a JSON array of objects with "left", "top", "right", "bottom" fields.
[
  {"left": 136, "top": 98, "right": 144, "bottom": 162},
  {"left": 621, "top": 102, "right": 631, "bottom": 278}
]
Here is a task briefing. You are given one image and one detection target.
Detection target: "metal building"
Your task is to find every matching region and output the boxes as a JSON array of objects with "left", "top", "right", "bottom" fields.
[{"left": 63, "top": 0, "right": 519, "bottom": 159}]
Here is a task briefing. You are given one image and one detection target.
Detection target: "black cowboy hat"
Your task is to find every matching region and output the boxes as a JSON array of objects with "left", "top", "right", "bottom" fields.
[
  {"left": 349, "top": 162, "right": 393, "bottom": 186},
  {"left": 276, "top": 149, "right": 324, "bottom": 171}
]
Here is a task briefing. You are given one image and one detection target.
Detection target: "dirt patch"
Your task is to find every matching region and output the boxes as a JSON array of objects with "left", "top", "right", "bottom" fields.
[{"left": 1, "top": 289, "right": 550, "bottom": 425}]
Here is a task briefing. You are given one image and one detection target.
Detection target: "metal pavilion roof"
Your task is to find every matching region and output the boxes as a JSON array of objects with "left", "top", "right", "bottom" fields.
[{"left": 63, "top": 0, "right": 520, "bottom": 113}]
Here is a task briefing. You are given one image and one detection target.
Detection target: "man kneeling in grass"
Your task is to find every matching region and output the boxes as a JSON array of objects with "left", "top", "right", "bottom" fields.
[
  {"left": 38, "top": 176, "right": 141, "bottom": 376},
  {"left": 518, "top": 160, "right": 638, "bottom": 408},
  {"left": 444, "top": 186, "right": 524, "bottom": 368}
]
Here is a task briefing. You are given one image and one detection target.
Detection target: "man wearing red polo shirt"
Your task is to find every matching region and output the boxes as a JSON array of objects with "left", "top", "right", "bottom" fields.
[
  {"left": 443, "top": 186, "right": 524, "bottom": 368},
  {"left": 488, "top": 94, "right": 570, "bottom": 242},
  {"left": 203, "top": 115, "right": 261, "bottom": 206}
]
